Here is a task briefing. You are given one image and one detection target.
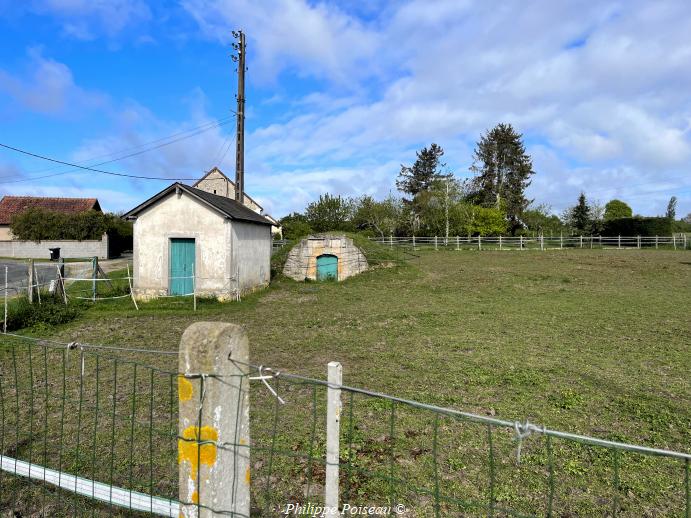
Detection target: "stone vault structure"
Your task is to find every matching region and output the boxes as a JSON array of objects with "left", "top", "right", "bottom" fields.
[{"left": 283, "top": 234, "right": 368, "bottom": 282}]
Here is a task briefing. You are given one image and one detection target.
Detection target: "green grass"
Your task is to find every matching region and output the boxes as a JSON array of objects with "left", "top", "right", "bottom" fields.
[{"left": 0, "top": 247, "right": 689, "bottom": 516}]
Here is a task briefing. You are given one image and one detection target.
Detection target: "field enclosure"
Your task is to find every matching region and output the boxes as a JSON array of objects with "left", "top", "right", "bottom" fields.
[{"left": 0, "top": 249, "right": 689, "bottom": 516}]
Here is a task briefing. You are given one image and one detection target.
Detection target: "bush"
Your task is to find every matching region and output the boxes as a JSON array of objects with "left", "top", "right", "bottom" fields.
[
  {"left": 5, "top": 296, "right": 84, "bottom": 331},
  {"left": 602, "top": 217, "right": 673, "bottom": 236},
  {"left": 10, "top": 209, "right": 133, "bottom": 256}
]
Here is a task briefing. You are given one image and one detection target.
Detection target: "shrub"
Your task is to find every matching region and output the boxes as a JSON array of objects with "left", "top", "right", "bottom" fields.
[
  {"left": 602, "top": 217, "right": 673, "bottom": 236},
  {"left": 5, "top": 296, "right": 84, "bottom": 331},
  {"left": 10, "top": 209, "right": 133, "bottom": 256}
]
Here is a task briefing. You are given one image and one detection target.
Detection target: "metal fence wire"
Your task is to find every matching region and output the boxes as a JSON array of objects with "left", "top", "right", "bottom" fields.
[{"left": 0, "top": 333, "right": 689, "bottom": 517}]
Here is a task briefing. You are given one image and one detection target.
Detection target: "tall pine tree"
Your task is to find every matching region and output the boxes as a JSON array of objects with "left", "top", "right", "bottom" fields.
[
  {"left": 469, "top": 123, "right": 534, "bottom": 233},
  {"left": 569, "top": 192, "right": 591, "bottom": 232},
  {"left": 396, "top": 143, "right": 448, "bottom": 199}
]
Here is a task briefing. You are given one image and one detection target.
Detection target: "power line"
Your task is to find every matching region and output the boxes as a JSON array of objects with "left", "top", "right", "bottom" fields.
[
  {"left": 11, "top": 115, "right": 236, "bottom": 178},
  {"left": 0, "top": 117, "right": 236, "bottom": 183},
  {"left": 0, "top": 142, "right": 205, "bottom": 182}
]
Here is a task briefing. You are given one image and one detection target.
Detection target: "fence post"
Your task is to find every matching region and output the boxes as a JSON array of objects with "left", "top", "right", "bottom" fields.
[
  {"left": 389, "top": 234, "right": 393, "bottom": 249},
  {"left": 4, "top": 266, "right": 7, "bottom": 333},
  {"left": 178, "top": 322, "right": 250, "bottom": 518},
  {"left": 456, "top": 235, "right": 459, "bottom": 251},
  {"left": 499, "top": 235, "right": 502, "bottom": 250},
  {"left": 655, "top": 235, "right": 658, "bottom": 249},
  {"left": 28, "top": 259, "right": 34, "bottom": 304},
  {"left": 192, "top": 263, "right": 197, "bottom": 311},
  {"left": 672, "top": 235, "right": 676, "bottom": 250},
  {"left": 540, "top": 234, "right": 544, "bottom": 251},
  {"left": 92, "top": 256, "right": 98, "bottom": 302},
  {"left": 617, "top": 235, "right": 621, "bottom": 249},
  {"left": 637, "top": 235, "right": 641, "bottom": 249},
  {"left": 412, "top": 235, "right": 416, "bottom": 251},
  {"left": 580, "top": 235, "right": 583, "bottom": 248},
  {"left": 434, "top": 236, "right": 438, "bottom": 251},
  {"left": 478, "top": 235, "right": 482, "bottom": 251},
  {"left": 325, "top": 361, "right": 342, "bottom": 510},
  {"left": 560, "top": 232, "right": 563, "bottom": 250},
  {"left": 520, "top": 235, "right": 523, "bottom": 250}
]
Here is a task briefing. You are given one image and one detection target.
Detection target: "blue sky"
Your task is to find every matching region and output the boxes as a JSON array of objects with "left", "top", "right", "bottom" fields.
[{"left": 0, "top": 0, "right": 690, "bottom": 218}]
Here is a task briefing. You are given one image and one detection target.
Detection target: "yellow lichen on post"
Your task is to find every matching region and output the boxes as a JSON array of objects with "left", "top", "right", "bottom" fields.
[
  {"left": 178, "top": 376, "right": 193, "bottom": 401},
  {"left": 178, "top": 425, "right": 219, "bottom": 480}
]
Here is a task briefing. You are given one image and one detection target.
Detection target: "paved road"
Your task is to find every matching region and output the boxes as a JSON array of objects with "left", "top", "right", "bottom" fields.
[{"left": 0, "top": 260, "right": 60, "bottom": 293}]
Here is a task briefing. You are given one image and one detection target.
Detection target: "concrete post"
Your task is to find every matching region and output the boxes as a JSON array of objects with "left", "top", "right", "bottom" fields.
[
  {"left": 178, "top": 322, "right": 250, "bottom": 518},
  {"left": 673, "top": 235, "right": 676, "bottom": 250},
  {"left": 4, "top": 266, "right": 7, "bottom": 333},
  {"left": 637, "top": 235, "right": 641, "bottom": 249},
  {"left": 325, "top": 361, "right": 342, "bottom": 509},
  {"left": 434, "top": 236, "right": 438, "bottom": 251},
  {"left": 499, "top": 235, "right": 502, "bottom": 250},
  {"left": 456, "top": 235, "right": 459, "bottom": 251},
  {"left": 520, "top": 235, "right": 523, "bottom": 250},
  {"left": 580, "top": 235, "right": 583, "bottom": 248},
  {"left": 560, "top": 232, "right": 563, "bottom": 250},
  {"left": 478, "top": 235, "right": 482, "bottom": 251},
  {"left": 618, "top": 235, "right": 621, "bottom": 249}
]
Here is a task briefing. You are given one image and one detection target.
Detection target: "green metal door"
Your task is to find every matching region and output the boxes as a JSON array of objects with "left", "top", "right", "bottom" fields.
[
  {"left": 169, "top": 238, "right": 195, "bottom": 295},
  {"left": 316, "top": 254, "right": 338, "bottom": 281}
]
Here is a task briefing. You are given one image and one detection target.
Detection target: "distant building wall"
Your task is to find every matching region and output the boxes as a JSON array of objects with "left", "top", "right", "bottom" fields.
[
  {"left": 195, "top": 170, "right": 263, "bottom": 214},
  {"left": 0, "top": 226, "right": 12, "bottom": 240},
  {"left": 284, "top": 235, "right": 368, "bottom": 281},
  {"left": 0, "top": 234, "right": 109, "bottom": 259}
]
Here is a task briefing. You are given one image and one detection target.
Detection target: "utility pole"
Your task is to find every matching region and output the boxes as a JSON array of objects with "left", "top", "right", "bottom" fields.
[{"left": 232, "top": 30, "right": 246, "bottom": 204}]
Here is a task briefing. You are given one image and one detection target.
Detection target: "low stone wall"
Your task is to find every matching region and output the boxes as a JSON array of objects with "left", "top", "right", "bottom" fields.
[
  {"left": 0, "top": 234, "right": 109, "bottom": 259},
  {"left": 284, "top": 234, "right": 368, "bottom": 281}
]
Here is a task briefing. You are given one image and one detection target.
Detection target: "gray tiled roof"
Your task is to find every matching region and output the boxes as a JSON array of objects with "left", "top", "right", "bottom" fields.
[{"left": 124, "top": 183, "right": 273, "bottom": 226}]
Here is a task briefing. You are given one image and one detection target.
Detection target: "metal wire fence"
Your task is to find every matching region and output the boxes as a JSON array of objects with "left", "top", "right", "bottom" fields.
[{"left": 0, "top": 332, "right": 689, "bottom": 516}]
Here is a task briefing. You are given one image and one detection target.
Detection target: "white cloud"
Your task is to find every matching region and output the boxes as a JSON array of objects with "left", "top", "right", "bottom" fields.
[
  {"left": 178, "top": 0, "right": 691, "bottom": 216},
  {"left": 0, "top": 48, "right": 107, "bottom": 115},
  {"left": 31, "top": 0, "right": 151, "bottom": 40},
  {"left": 180, "top": 0, "right": 380, "bottom": 83}
]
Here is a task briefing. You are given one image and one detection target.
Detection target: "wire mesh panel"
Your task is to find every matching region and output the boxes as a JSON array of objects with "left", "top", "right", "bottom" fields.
[{"left": 0, "top": 333, "right": 689, "bottom": 516}]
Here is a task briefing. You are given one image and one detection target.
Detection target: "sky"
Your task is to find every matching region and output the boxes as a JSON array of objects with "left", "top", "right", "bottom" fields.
[{"left": 0, "top": 0, "right": 689, "bottom": 219}]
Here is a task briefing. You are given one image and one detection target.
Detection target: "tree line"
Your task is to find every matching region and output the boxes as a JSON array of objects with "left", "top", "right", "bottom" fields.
[{"left": 280, "top": 123, "right": 690, "bottom": 240}]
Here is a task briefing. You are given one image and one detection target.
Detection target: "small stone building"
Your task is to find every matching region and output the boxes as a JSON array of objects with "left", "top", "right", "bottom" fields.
[
  {"left": 124, "top": 182, "right": 273, "bottom": 299},
  {"left": 284, "top": 235, "right": 368, "bottom": 282}
]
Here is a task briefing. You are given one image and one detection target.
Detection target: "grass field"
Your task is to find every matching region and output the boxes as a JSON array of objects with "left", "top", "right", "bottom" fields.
[{"left": 1, "top": 247, "right": 689, "bottom": 516}]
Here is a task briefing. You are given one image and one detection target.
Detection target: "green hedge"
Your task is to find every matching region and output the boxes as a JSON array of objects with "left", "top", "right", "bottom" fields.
[
  {"left": 602, "top": 217, "right": 673, "bottom": 236},
  {"left": 10, "top": 208, "right": 133, "bottom": 256}
]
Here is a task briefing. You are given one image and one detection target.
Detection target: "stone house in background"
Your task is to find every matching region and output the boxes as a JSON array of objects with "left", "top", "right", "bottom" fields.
[
  {"left": 194, "top": 167, "right": 282, "bottom": 237},
  {"left": 0, "top": 196, "right": 101, "bottom": 240}
]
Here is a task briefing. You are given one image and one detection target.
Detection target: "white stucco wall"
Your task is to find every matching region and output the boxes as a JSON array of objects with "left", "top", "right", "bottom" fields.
[
  {"left": 132, "top": 191, "right": 231, "bottom": 298},
  {"left": 231, "top": 220, "right": 271, "bottom": 293}
]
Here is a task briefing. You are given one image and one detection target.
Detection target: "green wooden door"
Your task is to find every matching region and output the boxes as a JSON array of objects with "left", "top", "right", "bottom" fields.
[
  {"left": 169, "top": 238, "right": 195, "bottom": 295},
  {"left": 316, "top": 254, "right": 338, "bottom": 281}
]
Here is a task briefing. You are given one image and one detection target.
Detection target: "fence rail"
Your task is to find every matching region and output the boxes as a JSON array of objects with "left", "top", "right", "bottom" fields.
[
  {"left": 1, "top": 329, "right": 689, "bottom": 517},
  {"left": 371, "top": 234, "right": 689, "bottom": 251}
]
